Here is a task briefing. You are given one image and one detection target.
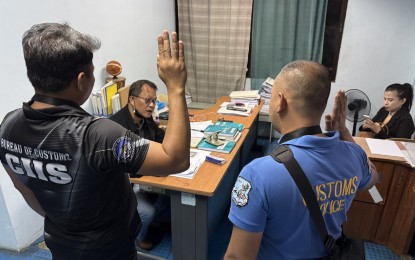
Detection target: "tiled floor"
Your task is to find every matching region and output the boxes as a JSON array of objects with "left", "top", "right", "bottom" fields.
[
  {"left": 1, "top": 137, "right": 414, "bottom": 259},
  {"left": 0, "top": 218, "right": 413, "bottom": 260}
]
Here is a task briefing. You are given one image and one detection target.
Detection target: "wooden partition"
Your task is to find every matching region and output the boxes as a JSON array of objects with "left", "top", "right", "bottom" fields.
[{"left": 344, "top": 138, "right": 415, "bottom": 255}]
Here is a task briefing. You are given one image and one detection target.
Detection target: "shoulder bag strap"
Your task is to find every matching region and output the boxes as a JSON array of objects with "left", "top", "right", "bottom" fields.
[{"left": 270, "top": 144, "right": 336, "bottom": 251}]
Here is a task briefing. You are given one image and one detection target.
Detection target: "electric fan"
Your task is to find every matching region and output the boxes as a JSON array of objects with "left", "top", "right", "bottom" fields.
[{"left": 345, "top": 89, "right": 371, "bottom": 136}]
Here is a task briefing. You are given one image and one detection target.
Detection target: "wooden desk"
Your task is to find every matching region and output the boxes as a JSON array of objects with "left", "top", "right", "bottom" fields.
[
  {"left": 188, "top": 96, "right": 263, "bottom": 129},
  {"left": 188, "top": 96, "right": 264, "bottom": 169},
  {"left": 344, "top": 137, "right": 415, "bottom": 256},
  {"left": 132, "top": 97, "right": 263, "bottom": 260}
]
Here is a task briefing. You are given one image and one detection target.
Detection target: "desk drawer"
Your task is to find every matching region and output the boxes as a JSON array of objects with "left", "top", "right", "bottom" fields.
[
  {"left": 353, "top": 161, "right": 394, "bottom": 204},
  {"left": 344, "top": 201, "right": 383, "bottom": 241}
]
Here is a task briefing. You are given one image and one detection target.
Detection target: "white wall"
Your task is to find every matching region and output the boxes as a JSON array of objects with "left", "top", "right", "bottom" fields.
[
  {"left": 324, "top": 0, "right": 415, "bottom": 131},
  {"left": 0, "top": 0, "right": 175, "bottom": 251}
]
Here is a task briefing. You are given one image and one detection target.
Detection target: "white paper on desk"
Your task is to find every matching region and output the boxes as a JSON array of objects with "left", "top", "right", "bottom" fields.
[
  {"left": 365, "top": 138, "right": 404, "bottom": 158},
  {"left": 190, "top": 120, "right": 212, "bottom": 131},
  {"left": 401, "top": 142, "right": 415, "bottom": 168},
  {"left": 170, "top": 149, "right": 211, "bottom": 179},
  {"left": 191, "top": 130, "right": 205, "bottom": 138},
  {"left": 217, "top": 106, "right": 252, "bottom": 117}
]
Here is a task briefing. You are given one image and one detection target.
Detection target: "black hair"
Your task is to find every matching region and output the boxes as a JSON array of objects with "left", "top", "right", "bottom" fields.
[
  {"left": 22, "top": 22, "right": 101, "bottom": 92},
  {"left": 385, "top": 83, "right": 413, "bottom": 111},
  {"left": 129, "top": 80, "right": 158, "bottom": 97},
  {"left": 279, "top": 60, "right": 331, "bottom": 117}
]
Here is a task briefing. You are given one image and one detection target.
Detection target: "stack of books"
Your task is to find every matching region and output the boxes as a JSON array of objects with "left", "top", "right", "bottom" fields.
[
  {"left": 197, "top": 139, "right": 237, "bottom": 154},
  {"left": 229, "top": 90, "right": 260, "bottom": 107},
  {"left": 196, "top": 121, "right": 244, "bottom": 154},
  {"left": 214, "top": 121, "right": 244, "bottom": 131},
  {"left": 90, "top": 81, "right": 121, "bottom": 117},
  {"left": 185, "top": 94, "right": 192, "bottom": 105},
  {"left": 259, "top": 77, "right": 274, "bottom": 115},
  {"left": 203, "top": 124, "right": 241, "bottom": 141},
  {"left": 217, "top": 102, "right": 253, "bottom": 117}
]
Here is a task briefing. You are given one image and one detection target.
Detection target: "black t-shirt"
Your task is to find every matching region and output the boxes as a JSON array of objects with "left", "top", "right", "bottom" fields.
[{"left": 0, "top": 102, "right": 149, "bottom": 256}]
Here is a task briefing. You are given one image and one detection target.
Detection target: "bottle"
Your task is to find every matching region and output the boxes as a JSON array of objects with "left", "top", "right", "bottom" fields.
[{"left": 153, "top": 101, "right": 160, "bottom": 126}]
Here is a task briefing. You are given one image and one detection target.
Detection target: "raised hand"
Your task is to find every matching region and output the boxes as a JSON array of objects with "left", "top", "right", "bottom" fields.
[
  {"left": 325, "top": 90, "right": 346, "bottom": 131},
  {"left": 157, "top": 31, "right": 186, "bottom": 93},
  {"left": 140, "top": 30, "right": 190, "bottom": 177},
  {"left": 325, "top": 90, "right": 353, "bottom": 141}
]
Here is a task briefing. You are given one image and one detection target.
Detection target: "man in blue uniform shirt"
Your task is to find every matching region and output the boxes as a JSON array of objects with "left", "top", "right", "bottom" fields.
[{"left": 225, "top": 60, "right": 378, "bottom": 259}]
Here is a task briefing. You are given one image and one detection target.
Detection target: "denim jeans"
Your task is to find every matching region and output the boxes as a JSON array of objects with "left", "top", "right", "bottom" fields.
[{"left": 133, "top": 184, "right": 171, "bottom": 241}]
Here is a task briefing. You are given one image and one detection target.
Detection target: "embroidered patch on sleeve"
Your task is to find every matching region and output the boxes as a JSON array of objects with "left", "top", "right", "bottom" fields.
[
  {"left": 112, "top": 137, "right": 135, "bottom": 162},
  {"left": 231, "top": 176, "right": 252, "bottom": 207}
]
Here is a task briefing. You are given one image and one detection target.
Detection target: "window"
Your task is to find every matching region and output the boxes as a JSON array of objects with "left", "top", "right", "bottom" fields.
[
  {"left": 247, "top": 0, "right": 348, "bottom": 81},
  {"left": 175, "top": 0, "right": 348, "bottom": 82}
]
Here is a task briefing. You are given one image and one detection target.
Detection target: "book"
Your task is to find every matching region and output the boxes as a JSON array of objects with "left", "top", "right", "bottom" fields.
[
  {"left": 190, "top": 137, "right": 203, "bottom": 148},
  {"left": 90, "top": 92, "right": 106, "bottom": 116},
  {"left": 229, "top": 131, "right": 242, "bottom": 143},
  {"left": 90, "top": 93, "right": 99, "bottom": 116},
  {"left": 111, "top": 93, "right": 121, "bottom": 114},
  {"left": 203, "top": 124, "right": 239, "bottom": 141},
  {"left": 229, "top": 90, "right": 260, "bottom": 99},
  {"left": 203, "top": 125, "right": 226, "bottom": 135},
  {"left": 214, "top": 121, "right": 244, "bottom": 132},
  {"left": 191, "top": 130, "right": 205, "bottom": 148},
  {"left": 90, "top": 81, "right": 120, "bottom": 117},
  {"left": 104, "top": 82, "right": 118, "bottom": 114},
  {"left": 197, "top": 139, "right": 236, "bottom": 154},
  {"left": 229, "top": 91, "right": 260, "bottom": 107}
]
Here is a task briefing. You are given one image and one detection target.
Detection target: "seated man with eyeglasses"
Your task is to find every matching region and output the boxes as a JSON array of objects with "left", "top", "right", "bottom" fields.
[{"left": 110, "top": 79, "right": 170, "bottom": 251}]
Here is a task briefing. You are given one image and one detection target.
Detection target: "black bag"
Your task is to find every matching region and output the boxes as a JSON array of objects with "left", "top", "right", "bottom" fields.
[
  {"left": 329, "top": 234, "right": 365, "bottom": 260},
  {"left": 271, "top": 145, "right": 365, "bottom": 260},
  {"left": 328, "top": 231, "right": 366, "bottom": 260}
]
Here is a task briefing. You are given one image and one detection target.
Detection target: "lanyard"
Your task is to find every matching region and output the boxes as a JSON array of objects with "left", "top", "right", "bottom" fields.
[
  {"left": 278, "top": 125, "right": 323, "bottom": 144},
  {"left": 31, "top": 93, "right": 80, "bottom": 108}
]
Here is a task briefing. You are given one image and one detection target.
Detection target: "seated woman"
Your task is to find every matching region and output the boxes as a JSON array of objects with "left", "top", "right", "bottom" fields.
[{"left": 359, "top": 83, "right": 415, "bottom": 139}]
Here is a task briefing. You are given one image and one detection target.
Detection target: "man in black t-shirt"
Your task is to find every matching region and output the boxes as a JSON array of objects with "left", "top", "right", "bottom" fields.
[{"left": 0, "top": 23, "right": 190, "bottom": 260}]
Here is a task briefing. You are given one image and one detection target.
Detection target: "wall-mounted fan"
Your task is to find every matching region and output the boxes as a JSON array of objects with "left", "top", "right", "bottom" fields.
[{"left": 345, "top": 89, "right": 371, "bottom": 136}]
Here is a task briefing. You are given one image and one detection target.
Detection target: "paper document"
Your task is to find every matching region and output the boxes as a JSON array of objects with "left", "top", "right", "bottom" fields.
[
  {"left": 401, "top": 142, "right": 415, "bottom": 168},
  {"left": 368, "top": 186, "right": 383, "bottom": 203},
  {"left": 365, "top": 139, "right": 404, "bottom": 158},
  {"left": 190, "top": 120, "right": 212, "bottom": 132},
  {"left": 171, "top": 149, "right": 210, "bottom": 179},
  {"left": 217, "top": 103, "right": 252, "bottom": 117}
]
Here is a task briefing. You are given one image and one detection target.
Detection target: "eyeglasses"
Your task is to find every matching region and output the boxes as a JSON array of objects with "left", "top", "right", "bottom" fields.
[{"left": 134, "top": 96, "right": 158, "bottom": 105}]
